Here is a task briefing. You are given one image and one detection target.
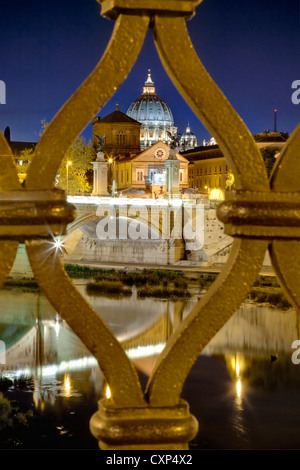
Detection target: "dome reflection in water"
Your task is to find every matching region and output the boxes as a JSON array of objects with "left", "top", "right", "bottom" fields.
[{"left": 0, "top": 280, "right": 299, "bottom": 449}]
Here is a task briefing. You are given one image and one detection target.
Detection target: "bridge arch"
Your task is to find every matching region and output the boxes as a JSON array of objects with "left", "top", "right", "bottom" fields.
[
  {"left": 66, "top": 203, "right": 185, "bottom": 239},
  {"left": 63, "top": 198, "right": 206, "bottom": 265}
]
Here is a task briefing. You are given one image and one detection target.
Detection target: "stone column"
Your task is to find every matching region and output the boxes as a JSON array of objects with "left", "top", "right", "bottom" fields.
[
  {"left": 92, "top": 152, "right": 108, "bottom": 196},
  {"left": 165, "top": 148, "right": 181, "bottom": 195}
]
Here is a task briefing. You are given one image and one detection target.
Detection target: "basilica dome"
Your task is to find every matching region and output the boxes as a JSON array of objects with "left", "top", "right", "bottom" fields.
[
  {"left": 126, "top": 70, "right": 177, "bottom": 149},
  {"left": 127, "top": 71, "right": 174, "bottom": 125},
  {"left": 179, "top": 123, "right": 198, "bottom": 151}
]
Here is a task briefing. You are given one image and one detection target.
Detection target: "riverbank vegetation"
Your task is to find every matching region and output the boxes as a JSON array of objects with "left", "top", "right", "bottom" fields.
[
  {"left": 248, "top": 287, "right": 291, "bottom": 310},
  {"left": 4, "top": 264, "right": 293, "bottom": 309},
  {"left": 84, "top": 267, "right": 191, "bottom": 299},
  {"left": 137, "top": 285, "right": 191, "bottom": 300},
  {"left": 64, "top": 265, "right": 294, "bottom": 308},
  {"left": 248, "top": 275, "right": 291, "bottom": 310},
  {"left": 0, "top": 393, "right": 34, "bottom": 447},
  {"left": 86, "top": 280, "right": 132, "bottom": 296},
  {"left": 3, "top": 278, "right": 39, "bottom": 292}
]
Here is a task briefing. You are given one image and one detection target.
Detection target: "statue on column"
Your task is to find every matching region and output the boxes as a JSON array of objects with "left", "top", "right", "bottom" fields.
[
  {"left": 92, "top": 134, "right": 108, "bottom": 196},
  {"left": 95, "top": 134, "right": 107, "bottom": 161},
  {"left": 165, "top": 132, "right": 181, "bottom": 196},
  {"left": 167, "top": 131, "right": 181, "bottom": 151}
]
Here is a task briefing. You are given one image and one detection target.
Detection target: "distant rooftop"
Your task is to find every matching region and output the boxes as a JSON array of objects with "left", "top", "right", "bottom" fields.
[
  {"left": 180, "top": 131, "right": 289, "bottom": 161},
  {"left": 8, "top": 141, "right": 37, "bottom": 156},
  {"left": 93, "top": 106, "right": 140, "bottom": 125},
  {"left": 252, "top": 131, "right": 289, "bottom": 142}
]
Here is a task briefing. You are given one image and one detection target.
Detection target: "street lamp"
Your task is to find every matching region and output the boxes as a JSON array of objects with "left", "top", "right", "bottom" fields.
[
  {"left": 108, "top": 157, "right": 117, "bottom": 196},
  {"left": 108, "top": 158, "right": 113, "bottom": 191},
  {"left": 66, "top": 161, "right": 72, "bottom": 195}
]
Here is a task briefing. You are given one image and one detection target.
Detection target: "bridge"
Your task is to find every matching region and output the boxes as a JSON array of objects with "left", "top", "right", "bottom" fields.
[
  {"left": 62, "top": 195, "right": 209, "bottom": 266},
  {"left": 9, "top": 195, "right": 234, "bottom": 277}
]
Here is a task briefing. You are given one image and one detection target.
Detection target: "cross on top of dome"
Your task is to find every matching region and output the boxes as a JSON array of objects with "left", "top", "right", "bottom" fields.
[{"left": 143, "top": 69, "right": 155, "bottom": 94}]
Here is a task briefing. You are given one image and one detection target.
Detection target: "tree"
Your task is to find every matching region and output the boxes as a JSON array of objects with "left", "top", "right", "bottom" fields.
[
  {"left": 15, "top": 120, "right": 94, "bottom": 193},
  {"left": 4, "top": 126, "right": 10, "bottom": 142},
  {"left": 37, "top": 118, "right": 48, "bottom": 137},
  {"left": 56, "top": 136, "right": 94, "bottom": 195},
  {"left": 16, "top": 119, "right": 47, "bottom": 184},
  {"left": 225, "top": 146, "right": 281, "bottom": 191},
  {"left": 260, "top": 147, "right": 279, "bottom": 177},
  {"left": 16, "top": 147, "right": 34, "bottom": 183}
]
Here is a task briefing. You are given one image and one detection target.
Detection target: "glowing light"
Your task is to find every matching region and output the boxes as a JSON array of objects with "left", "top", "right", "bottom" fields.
[
  {"left": 0, "top": 356, "right": 98, "bottom": 381},
  {"left": 54, "top": 239, "right": 63, "bottom": 249},
  {"left": 105, "top": 384, "right": 111, "bottom": 399},
  {"left": 55, "top": 315, "right": 60, "bottom": 338},
  {"left": 108, "top": 158, "right": 113, "bottom": 163},
  {"left": 209, "top": 189, "right": 224, "bottom": 201},
  {"left": 64, "top": 374, "right": 71, "bottom": 390},
  {"left": 67, "top": 195, "right": 188, "bottom": 208},
  {"left": 42, "top": 365, "right": 58, "bottom": 376},
  {"left": 64, "top": 374, "right": 72, "bottom": 397},
  {"left": 236, "top": 361, "right": 240, "bottom": 377},
  {"left": 47, "top": 236, "right": 65, "bottom": 256},
  {"left": 125, "top": 343, "right": 166, "bottom": 359}
]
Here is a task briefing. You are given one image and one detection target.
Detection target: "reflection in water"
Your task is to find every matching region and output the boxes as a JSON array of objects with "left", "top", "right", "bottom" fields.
[
  {"left": 0, "top": 282, "right": 300, "bottom": 449},
  {"left": 63, "top": 374, "right": 71, "bottom": 398},
  {"left": 231, "top": 354, "right": 249, "bottom": 445}
]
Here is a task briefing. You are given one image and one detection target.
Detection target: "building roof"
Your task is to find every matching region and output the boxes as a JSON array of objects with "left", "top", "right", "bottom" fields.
[
  {"left": 180, "top": 131, "right": 289, "bottom": 162},
  {"left": 94, "top": 107, "right": 140, "bottom": 125},
  {"left": 9, "top": 141, "right": 37, "bottom": 155},
  {"left": 180, "top": 145, "right": 222, "bottom": 162},
  {"left": 253, "top": 131, "right": 289, "bottom": 142}
]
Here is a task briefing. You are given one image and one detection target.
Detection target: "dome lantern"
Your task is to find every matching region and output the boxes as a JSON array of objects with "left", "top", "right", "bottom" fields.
[
  {"left": 143, "top": 69, "right": 155, "bottom": 94},
  {"left": 126, "top": 70, "right": 177, "bottom": 149}
]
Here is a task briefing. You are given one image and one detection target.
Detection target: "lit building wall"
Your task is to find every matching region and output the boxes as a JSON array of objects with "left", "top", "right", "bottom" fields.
[
  {"left": 92, "top": 107, "right": 141, "bottom": 159},
  {"left": 188, "top": 156, "right": 227, "bottom": 200}
]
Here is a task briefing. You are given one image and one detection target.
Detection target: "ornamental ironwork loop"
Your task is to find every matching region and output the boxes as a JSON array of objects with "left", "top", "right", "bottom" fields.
[{"left": 0, "top": 0, "right": 299, "bottom": 450}]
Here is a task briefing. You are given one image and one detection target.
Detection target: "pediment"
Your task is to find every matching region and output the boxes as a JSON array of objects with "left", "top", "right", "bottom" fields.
[{"left": 132, "top": 141, "right": 189, "bottom": 163}]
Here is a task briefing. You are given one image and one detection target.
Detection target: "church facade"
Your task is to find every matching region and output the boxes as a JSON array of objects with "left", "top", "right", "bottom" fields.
[{"left": 91, "top": 70, "right": 198, "bottom": 196}]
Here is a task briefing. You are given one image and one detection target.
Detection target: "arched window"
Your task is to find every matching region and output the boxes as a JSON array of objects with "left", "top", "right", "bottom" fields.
[
  {"left": 117, "top": 132, "right": 125, "bottom": 146},
  {"left": 136, "top": 170, "right": 144, "bottom": 182}
]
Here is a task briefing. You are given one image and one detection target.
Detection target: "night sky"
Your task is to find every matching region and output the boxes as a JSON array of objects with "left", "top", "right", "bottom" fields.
[{"left": 0, "top": 0, "right": 299, "bottom": 144}]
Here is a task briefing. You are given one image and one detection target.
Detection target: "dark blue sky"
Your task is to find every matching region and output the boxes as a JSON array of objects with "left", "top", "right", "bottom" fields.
[{"left": 0, "top": 0, "right": 299, "bottom": 144}]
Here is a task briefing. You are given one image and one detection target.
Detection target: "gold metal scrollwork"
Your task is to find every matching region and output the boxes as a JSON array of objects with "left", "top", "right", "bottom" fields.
[{"left": 0, "top": 0, "right": 299, "bottom": 450}]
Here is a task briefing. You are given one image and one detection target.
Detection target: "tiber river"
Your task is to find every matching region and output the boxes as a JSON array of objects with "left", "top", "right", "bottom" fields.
[{"left": 0, "top": 279, "right": 300, "bottom": 450}]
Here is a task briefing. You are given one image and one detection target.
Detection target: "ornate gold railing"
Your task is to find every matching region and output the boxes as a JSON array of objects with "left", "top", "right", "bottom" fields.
[{"left": 1, "top": 0, "right": 299, "bottom": 450}]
